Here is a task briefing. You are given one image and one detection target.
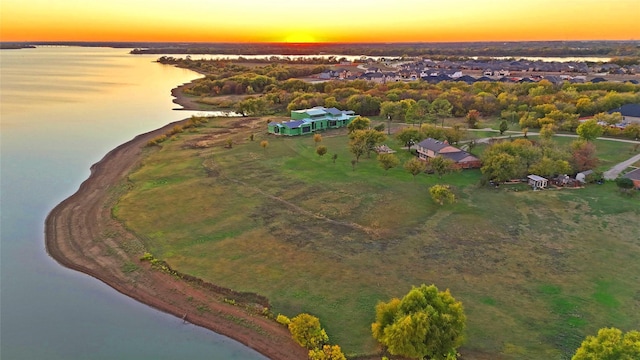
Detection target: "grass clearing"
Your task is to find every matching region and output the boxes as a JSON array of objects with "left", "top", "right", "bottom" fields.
[{"left": 114, "top": 117, "right": 640, "bottom": 359}]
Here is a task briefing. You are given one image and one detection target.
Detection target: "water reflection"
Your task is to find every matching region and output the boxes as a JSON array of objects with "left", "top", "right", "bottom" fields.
[{"left": 0, "top": 46, "right": 266, "bottom": 360}]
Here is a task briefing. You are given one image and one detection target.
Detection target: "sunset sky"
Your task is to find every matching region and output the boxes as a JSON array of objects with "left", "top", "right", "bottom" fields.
[{"left": 2, "top": 0, "right": 639, "bottom": 43}]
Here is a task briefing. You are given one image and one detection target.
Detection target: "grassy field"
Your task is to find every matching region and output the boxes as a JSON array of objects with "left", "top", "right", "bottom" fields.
[{"left": 114, "top": 117, "right": 639, "bottom": 359}]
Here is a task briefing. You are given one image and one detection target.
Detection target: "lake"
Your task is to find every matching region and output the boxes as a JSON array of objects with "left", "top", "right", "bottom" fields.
[{"left": 0, "top": 46, "right": 266, "bottom": 360}]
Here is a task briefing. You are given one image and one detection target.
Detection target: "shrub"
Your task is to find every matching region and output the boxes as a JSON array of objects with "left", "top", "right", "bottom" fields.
[
  {"left": 276, "top": 314, "right": 291, "bottom": 326},
  {"left": 288, "top": 313, "right": 328, "bottom": 349}
]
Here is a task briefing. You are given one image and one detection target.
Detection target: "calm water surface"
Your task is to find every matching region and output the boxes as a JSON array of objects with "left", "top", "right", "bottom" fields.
[{"left": 0, "top": 46, "right": 266, "bottom": 360}]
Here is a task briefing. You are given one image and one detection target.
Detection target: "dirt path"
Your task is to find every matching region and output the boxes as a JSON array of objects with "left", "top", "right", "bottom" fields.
[{"left": 45, "top": 118, "right": 307, "bottom": 360}]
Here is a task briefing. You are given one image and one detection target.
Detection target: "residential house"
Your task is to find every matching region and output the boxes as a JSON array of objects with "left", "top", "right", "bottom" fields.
[
  {"left": 622, "top": 168, "right": 640, "bottom": 189},
  {"left": 267, "top": 107, "right": 357, "bottom": 136},
  {"left": 608, "top": 104, "right": 640, "bottom": 125},
  {"left": 414, "top": 138, "right": 481, "bottom": 169}
]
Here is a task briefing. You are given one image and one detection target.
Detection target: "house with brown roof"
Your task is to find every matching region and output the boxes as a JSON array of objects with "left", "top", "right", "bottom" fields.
[{"left": 414, "top": 138, "right": 481, "bottom": 169}]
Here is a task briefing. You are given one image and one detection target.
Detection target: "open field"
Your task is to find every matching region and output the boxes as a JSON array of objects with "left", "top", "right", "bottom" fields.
[{"left": 114, "top": 117, "right": 639, "bottom": 359}]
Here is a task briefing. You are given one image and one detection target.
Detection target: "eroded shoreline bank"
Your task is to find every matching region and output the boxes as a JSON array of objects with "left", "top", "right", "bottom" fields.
[{"left": 44, "top": 111, "right": 307, "bottom": 360}]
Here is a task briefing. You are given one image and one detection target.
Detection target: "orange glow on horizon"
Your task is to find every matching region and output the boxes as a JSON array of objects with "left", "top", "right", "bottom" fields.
[{"left": 2, "top": 0, "right": 638, "bottom": 43}]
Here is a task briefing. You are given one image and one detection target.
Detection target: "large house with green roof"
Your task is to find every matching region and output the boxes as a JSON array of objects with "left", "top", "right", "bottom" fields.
[{"left": 267, "top": 107, "right": 357, "bottom": 136}]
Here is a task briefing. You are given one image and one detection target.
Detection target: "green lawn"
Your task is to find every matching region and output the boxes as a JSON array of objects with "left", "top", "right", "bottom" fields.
[{"left": 114, "top": 118, "right": 640, "bottom": 359}]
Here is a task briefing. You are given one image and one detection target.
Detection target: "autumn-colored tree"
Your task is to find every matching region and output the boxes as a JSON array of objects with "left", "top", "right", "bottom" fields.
[
  {"left": 444, "top": 125, "right": 465, "bottom": 145},
  {"left": 576, "top": 119, "right": 604, "bottom": 141},
  {"left": 466, "top": 109, "right": 480, "bottom": 129},
  {"left": 419, "top": 124, "right": 447, "bottom": 142},
  {"left": 529, "top": 157, "right": 571, "bottom": 177},
  {"left": 372, "top": 284, "right": 466, "bottom": 359},
  {"left": 347, "top": 116, "right": 371, "bottom": 133},
  {"left": 288, "top": 313, "right": 329, "bottom": 350},
  {"left": 429, "top": 184, "right": 456, "bottom": 205},
  {"left": 316, "top": 145, "right": 328, "bottom": 157},
  {"left": 348, "top": 137, "right": 367, "bottom": 163},
  {"left": 350, "top": 129, "right": 387, "bottom": 158},
  {"left": 572, "top": 327, "right": 640, "bottom": 360},
  {"left": 308, "top": 345, "right": 347, "bottom": 360},
  {"left": 377, "top": 153, "right": 400, "bottom": 174},
  {"left": 593, "top": 111, "right": 623, "bottom": 126},
  {"left": 570, "top": 140, "right": 599, "bottom": 172},
  {"left": 539, "top": 123, "right": 556, "bottom": 140},
  {"left": 260, "top": 140, "right": 269, "bottom": 152},
  {"left": 623, "top": 123, "right": 640, "bottom": 140},
  {"left": 404, "top": 158, "right": 427, "bottom": 181},
  {"left": 313, "top": 133, "right": 323, "bottom": 145}
]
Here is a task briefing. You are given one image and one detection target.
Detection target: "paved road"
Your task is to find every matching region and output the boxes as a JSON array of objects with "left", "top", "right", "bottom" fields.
[{"left": 604, "top": 153, "right": 640, "bottom": 180}]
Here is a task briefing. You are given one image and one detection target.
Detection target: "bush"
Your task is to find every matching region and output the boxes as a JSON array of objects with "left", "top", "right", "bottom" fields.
[
  {"left": 288, "top": 313, "right": 328, "bottom": 350},
  {"left": 276, "top": 314, "right": 291, "bottom": 326},
  {"left": 146, "top": 135, "right": 167, "bottom": 147}
]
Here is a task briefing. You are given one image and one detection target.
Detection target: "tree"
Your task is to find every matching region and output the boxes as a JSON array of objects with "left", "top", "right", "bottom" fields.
[
  {"left": 539, "top": 123, "right": 555, "bottom": 140},
  {"left": 481, "top": 151, "right": 522, "bottom": 182},
  {"left": 331, "top": 153, "right": 338, "bottom": 164},
  {"left": 623, "top": 123, "right": 640, "bottom": 140},
  {"left": 378, "top": 153, "right": 400, "bottom": 174},
  {"left": 349, "top": 137, "right": 367, "bottom": 163},
  {"left": 466, "top": 109, "right": 480, "bottom": 129},
  {"left": 347, "top": 116, "right": 371, "bottom": 133},
  {"left": 380, "top": 101, "right": 405, "bottom": 122},
  {"left": 371, "top": 284, "right": 466, "bottom": 359},
  {"left": 431, "top": 98, "right": 453, "bottom": 127},
  {"left": 427, "top": 156, "right": 457, "bottom": 178},
  {"left": 395, "top": 127, "right": 422, "bottom": 152},
  {"left": 616, "top": 177, "right": 635, "bottom": 193},
  {"left": 499, "top": 120, "right": 509, "bottom": 135},
  {"left": 406, "top": 99, "right": 431, "bottom": 127},
  {"left": 350, "top": 129, "right": 387, "bottom": 158},
  {"left": 576, "top": 119, "right": 603, "bottom": 141},
  {"left": 288, "top": 313, "right": 329, "bottom": 350},
  {"left": 313, "top": 133, "right": 323, "bottom": 146},
  {"left": 260, "top": 140, "right": 269, "bottom": 152},
  {"left": 529, "top": 157, "right": 571, "bottom": 177},
  {"left": 308, "top": 345, "right": 347, "bottom": 360},
  {"left": 593, "top": 111, "right": 623, "bottom": 126},
  {"left": 404, "top": 158, "right": 427, "bottom": 181},
  {"left": 570, "top": 140, "right": 599, "bottom": 172},
  {"left": 429, "top": 185, "right": 456, "bottom": 205},
  {"left": 572, "top": 327, "right": 640, "bottom": 360},
  {"left": 316, "top": 145, "right": 328, "bottom": 157}
]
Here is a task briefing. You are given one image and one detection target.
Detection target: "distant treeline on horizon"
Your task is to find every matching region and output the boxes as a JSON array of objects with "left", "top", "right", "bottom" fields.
[{"left": 1, "top": 40, "right": 639, "bottom": 57}]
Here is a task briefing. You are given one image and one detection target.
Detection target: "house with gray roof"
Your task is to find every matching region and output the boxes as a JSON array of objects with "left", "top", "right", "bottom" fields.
[
  {"left": 608, "top": 104, "right": 640, "bottom": 124},
  {"left": 622, "top": 168, "right": 640, "bottom": 189}
]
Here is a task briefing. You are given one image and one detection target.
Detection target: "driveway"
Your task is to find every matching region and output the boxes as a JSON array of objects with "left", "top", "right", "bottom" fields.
[{"left": 604, "top": 152, "right": 640, "bottom": 180}]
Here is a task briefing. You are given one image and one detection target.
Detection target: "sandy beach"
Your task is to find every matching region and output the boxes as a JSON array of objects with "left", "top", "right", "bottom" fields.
[{"left": 44, "top": 96, "right": 307, "bottom": 359}]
